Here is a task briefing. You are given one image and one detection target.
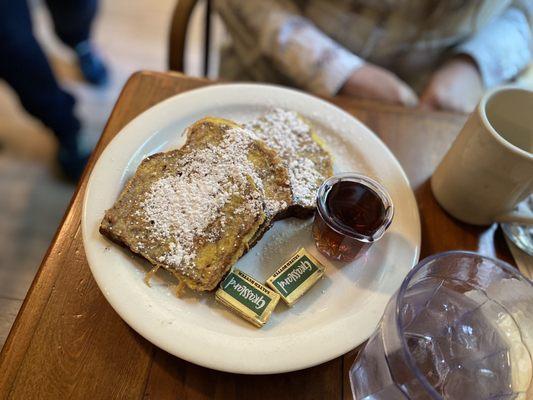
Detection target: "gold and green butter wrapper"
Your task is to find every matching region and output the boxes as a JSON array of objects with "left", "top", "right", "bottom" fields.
[
  {"left": 266, "top": 248, "right": 325, "bottom": 306},
  {"left": 216, "top": 269, "right": 280, "bottom": 328}
]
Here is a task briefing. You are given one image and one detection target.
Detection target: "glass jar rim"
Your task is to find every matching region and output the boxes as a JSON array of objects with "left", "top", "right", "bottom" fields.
[
  {"left": 316, "top": 173, "right": 394, "bottom": 243},
  {"left": 395, "top": 250, "right": 533, "bottom": 399}
]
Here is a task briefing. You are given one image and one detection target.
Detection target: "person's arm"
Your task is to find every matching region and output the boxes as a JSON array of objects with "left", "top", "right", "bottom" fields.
[
  {"left": 216, "top": 0, "right": 417, "bottom": 105},
  {"left": 456, "top": 0, "right": 532, "bottom": 88},
  {"left": 421, "top": 1, "right": 532, "bottom": 113},
  {"left": 216, "top": 0, "right": 361, "bottom": 95}
]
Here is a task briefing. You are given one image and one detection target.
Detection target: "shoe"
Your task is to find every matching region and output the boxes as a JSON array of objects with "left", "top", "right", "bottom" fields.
[
  {"left": 57, "top": 145, "right": 90, "bottom": 182},
  {"left": 75, "top": 40, "right": 109, "bottom": 86}
]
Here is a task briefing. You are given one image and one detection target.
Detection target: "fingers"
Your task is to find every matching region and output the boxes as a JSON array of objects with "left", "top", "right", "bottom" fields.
[
  {"left": 339, "top": 63, "right": 419, "bottom": 107},
  {"left": 397, "top": 83, "right": 419, "bottom": 108},
  {"left": 418, "top": 57, "right": 484, "bottom": 113},
  {"left": 419, "top": 90, "right": 438, "bottom": 110}
]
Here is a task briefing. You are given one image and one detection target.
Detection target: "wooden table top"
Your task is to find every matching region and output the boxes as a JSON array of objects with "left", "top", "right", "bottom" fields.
[{"left": 0, "top": 71, "right": 515, "bottom": 400}]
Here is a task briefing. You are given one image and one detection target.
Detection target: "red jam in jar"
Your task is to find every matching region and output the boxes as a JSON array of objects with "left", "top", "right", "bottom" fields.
[{"left": 312, "top": 174, "right": 394, "bottom": 261}]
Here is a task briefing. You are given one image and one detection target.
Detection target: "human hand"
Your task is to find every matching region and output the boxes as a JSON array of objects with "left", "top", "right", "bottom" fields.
[
  {"left": 340, "top": 63, "right": 418, "bottom": 107},
  {"left": 420, "top": 55, "right": 483, "bottom": 113}
]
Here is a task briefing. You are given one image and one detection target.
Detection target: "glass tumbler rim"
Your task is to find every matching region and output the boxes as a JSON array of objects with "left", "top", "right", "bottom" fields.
[{"left": 394, "top": 250, "right": 533, "bottom": 399}]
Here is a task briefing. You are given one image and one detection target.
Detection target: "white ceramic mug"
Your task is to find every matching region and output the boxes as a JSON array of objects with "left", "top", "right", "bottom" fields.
[{"left": 431, "top": 86, "right": 533, "bottom": 226}]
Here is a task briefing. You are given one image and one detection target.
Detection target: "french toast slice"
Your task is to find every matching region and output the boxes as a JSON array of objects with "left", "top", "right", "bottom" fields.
[
  {"left": 245, "top": 109, "right": 333, "bottom": 217},
  {"left": 100, "top": 118, "right": 291, "bottom": 291},
  {"left": 184, "top": 117, "right": 292, "bottom": 220},
  {"left": 243, "top": 109, "right": 334, "bottom": 247}
]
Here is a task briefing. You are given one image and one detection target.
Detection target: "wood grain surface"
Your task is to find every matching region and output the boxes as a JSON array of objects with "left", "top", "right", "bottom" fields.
[{"left": 0, "top": 71, "right": 515, "bottom": 400}]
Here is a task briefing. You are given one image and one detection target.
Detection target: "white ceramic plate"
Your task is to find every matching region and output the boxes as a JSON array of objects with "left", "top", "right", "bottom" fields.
[{"left": 82, "top": 84, "right": 420, "bottom": 374}]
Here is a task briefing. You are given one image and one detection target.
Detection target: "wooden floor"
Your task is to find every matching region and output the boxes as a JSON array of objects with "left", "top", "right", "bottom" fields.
[{"left": 0, "top": 0, "right": 216, "bottom": 347}]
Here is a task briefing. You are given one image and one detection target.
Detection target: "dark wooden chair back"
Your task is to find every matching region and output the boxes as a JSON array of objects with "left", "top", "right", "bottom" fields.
[{"left": 168, "top": 0, "right": 211, "bottom": 76}]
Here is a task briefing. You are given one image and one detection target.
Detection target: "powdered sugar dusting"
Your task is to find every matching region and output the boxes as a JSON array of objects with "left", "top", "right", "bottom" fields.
[
  {"left": 288, "top": 158, "right": 324, "bottom": 203},
  {"left": 140, "top": 126, "right": 264, "bottom": 279},
  {"left": 245, "top": 109, "right": 330, "bottom": 208}
]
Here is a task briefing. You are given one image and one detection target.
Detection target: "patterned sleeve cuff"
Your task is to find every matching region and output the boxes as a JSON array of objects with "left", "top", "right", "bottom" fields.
[
  {"left": 455, "top": 7, "right": 531, "bottom": 88},
  {"left": 314, "top": 46, "right": 364, "bottom": 96},
  {"left": 261, "top": 15, "right": 364, "bottom": 96}
]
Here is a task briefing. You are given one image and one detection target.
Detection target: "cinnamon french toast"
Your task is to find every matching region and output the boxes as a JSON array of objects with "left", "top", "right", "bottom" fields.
[
  {"left": 244, "top": 109, "right": 333, "bottom": 217},
  {"left": 100, "top": 118, "right": 291, "bottom": 291}
]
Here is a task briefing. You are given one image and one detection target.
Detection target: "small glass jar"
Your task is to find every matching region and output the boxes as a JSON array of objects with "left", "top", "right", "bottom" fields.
[{"left": 312, "top": 173, "right": 394, "bottom": 262}]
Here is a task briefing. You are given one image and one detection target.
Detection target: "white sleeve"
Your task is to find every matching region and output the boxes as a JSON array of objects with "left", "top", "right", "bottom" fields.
[
  {"left": 456, "top": 3, "right": 532, "bottom": 87},
  {"left": 216, "top": 0, "right": 363, "bottom": 95}
]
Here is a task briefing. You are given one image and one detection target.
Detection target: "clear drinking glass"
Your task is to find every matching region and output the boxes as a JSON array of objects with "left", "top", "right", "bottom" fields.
[
  {"left": 502, "top": 194, "right": 533, "bottom": 255},
  {"left": 349, "top": 251, "right": 533, "bottom": 400}
]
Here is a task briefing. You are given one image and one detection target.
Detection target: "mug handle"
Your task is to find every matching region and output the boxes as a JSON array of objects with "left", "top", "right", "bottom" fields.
[
  {"left": 495, "top": 211, "right": 533, "bottom": 225},
  {"left": 495, "top": 196, "right": 533, "bottom": 224}
]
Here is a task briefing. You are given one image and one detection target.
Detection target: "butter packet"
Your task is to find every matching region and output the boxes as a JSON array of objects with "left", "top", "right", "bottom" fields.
[
  {"left": 266, "top": 248, "right": 325, "bottom": 306},
  {"left": 216, "top": 269, "right": 280, "bottom": 328}
]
